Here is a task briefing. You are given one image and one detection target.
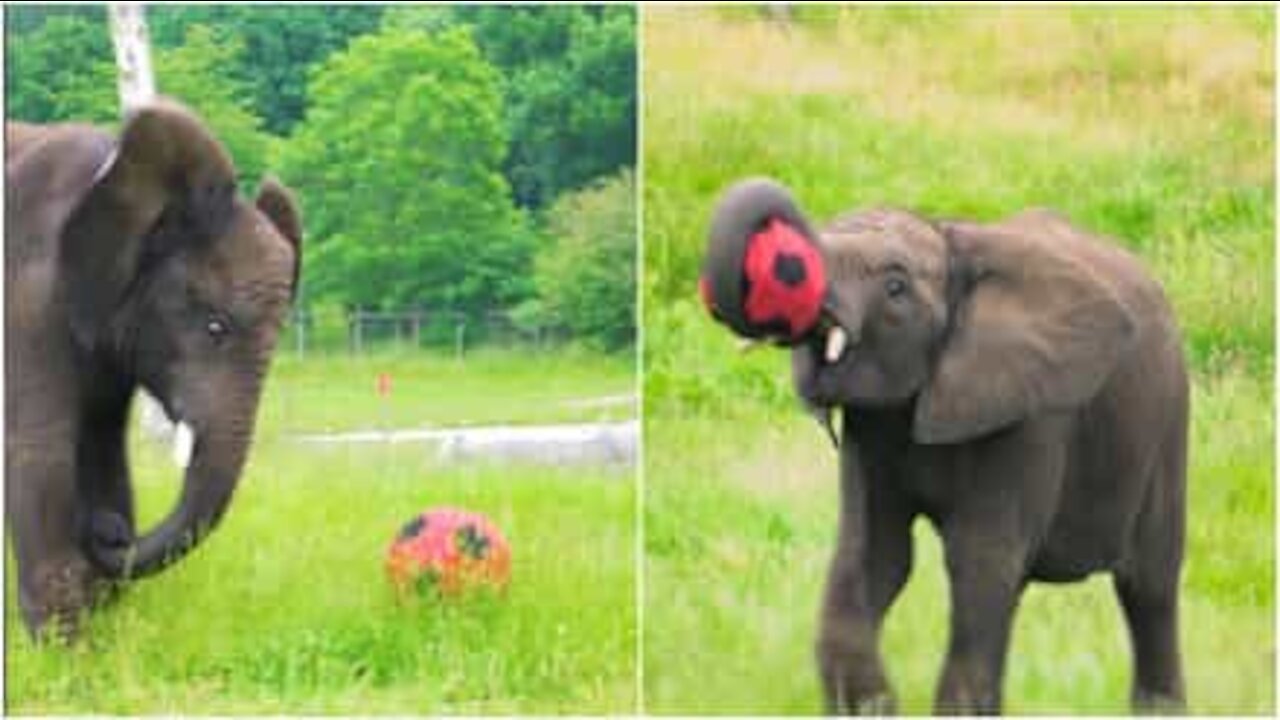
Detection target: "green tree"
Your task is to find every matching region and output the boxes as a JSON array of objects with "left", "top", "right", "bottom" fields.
[
  {"left": 6, "top": 13, "right": 113, "bottom": 122},
  {"left": 146, "top": 6, "right": 384, "bottom": 135},
  {"left": 473, "top": 6, "right": 636, "bottom": 209},
  {"left": 6, "top": 5, "right": 104, "bottom": 36},
  {"left": 389, "top": 6, "right": 637, "bottom": 209},
  {"left": 7, "top": 6, "right": 382, "bottom": 137},
  {"left": 533, "top": 170, "right": 636, "bottom": 350},
  {"left": 278, "top": 26, "right": 533, "bottom": 312}
]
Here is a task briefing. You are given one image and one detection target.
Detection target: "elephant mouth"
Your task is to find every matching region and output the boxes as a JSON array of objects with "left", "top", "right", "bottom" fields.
[{"left": 798, "top": 314, "right": 857, "bottom": 451}]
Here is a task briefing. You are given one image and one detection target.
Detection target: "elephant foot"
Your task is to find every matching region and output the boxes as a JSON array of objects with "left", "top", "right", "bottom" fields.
[
  {"left": 1132, "top": 689, "right": 1186, "bottom": 715},
  {"left": 818, "top": 642, "right": 897, "bottom": 715},
  {"left": 20, "top": 554, "right": 106, "bottom": 643},
  {"left": 841, "top": 692, "right": 895, "bottom": 716},
  {"left": 935, "top": 670, "right": 1001, "bottom": 715}
]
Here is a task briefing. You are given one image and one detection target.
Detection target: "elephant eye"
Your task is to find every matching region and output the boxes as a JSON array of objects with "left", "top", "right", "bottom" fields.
[
  {"left": 206, "top": 314, "right": 231, "bottom": 339},
  {"left": 885, "top": 276, "right": 909, "bottom": 299}
]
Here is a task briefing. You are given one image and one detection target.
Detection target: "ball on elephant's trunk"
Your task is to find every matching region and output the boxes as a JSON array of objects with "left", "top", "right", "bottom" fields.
[
  {"left": 699, "top": 177, "right": 831, "bottom": 345},
  {"left": 385, "top": 508, "right": 511, "bottom": 599}
]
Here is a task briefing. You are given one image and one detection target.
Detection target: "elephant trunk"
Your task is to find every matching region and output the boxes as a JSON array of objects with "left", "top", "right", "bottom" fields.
[{"left": 90, "top": 392, "right": 258, "bottom": 580}]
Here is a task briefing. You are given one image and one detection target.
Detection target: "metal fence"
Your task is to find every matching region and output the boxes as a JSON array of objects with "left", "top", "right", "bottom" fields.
[{"left": 279, "top": 308, "right": 573, "bottom": 358}]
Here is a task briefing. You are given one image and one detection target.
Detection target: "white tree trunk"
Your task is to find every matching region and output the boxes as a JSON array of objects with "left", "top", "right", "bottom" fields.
[
  {"left": 109, "top": 5, "right": 170, "bottom": 448},
  {"left": 108, "top": 3, "right": 156, "bottom": 114}
]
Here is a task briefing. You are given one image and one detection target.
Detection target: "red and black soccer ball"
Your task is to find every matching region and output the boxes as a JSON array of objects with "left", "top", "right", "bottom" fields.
[
  {"left": 699, "top": 178, "right": 829, "bottom": 344},
  {"left": 386, "top": 507, "right": 511, "bottom": 598}
]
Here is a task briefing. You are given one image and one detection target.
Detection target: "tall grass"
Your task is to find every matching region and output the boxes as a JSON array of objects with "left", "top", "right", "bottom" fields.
[
  {"left": 643, "top": 7, "right": 1273, "bottom": 714},
  {"left": 645, "top": 7, "right": 1272, "bottom": 375}
]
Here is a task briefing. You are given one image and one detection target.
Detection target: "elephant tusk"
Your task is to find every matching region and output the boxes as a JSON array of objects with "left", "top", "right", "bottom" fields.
[
  {"left": 172, "top": 421, "right": 195, "bottom": 470},
  {"left": 825, "top": 325, "right": 848, "bottom": 364}
]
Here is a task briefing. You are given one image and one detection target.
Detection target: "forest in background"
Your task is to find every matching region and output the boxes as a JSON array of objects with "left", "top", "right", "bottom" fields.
[{"left": 7, "top": 6, "right": 637, "bottom": 350}]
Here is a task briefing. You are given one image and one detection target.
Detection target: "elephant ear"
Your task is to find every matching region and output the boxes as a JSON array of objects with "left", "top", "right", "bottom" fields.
[
  {"left": 60, "top": 99, "right": 237, "bottom": 347},
  {"left": 254, "top": 176, "right": 303, "bottom": 300},
  {"left": 912, "top": 218, "right": 1137, "bottom": 444}
]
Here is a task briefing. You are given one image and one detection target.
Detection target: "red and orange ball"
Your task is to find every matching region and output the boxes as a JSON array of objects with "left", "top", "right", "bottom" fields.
[{"left": 385, "top": 508, "right": 511, "bottom": 598}]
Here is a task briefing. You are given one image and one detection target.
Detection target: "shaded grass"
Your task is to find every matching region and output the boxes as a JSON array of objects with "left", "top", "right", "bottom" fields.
[
  {"left": 642, "top": 6, "right": 1273, "bottom": 714},
  {"left": 7, "top": 351, "right": 637, "bottom": 714}
]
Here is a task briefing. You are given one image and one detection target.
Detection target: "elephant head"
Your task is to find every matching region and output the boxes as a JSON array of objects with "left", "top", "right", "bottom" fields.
[
  {"left": 56, "top": 100, "right": 302, "bottom": 579},
  {"left": 705, "top": 180, "right": 1138, "bottom": 445}
]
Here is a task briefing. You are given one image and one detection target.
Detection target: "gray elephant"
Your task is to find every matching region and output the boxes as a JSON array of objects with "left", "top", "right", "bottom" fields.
[
  {"left": 6, "top": 99, "right": 302, "bottom": 638},
  {"left": 702, "top": 179, "right": 1187, "bottom": 713}
]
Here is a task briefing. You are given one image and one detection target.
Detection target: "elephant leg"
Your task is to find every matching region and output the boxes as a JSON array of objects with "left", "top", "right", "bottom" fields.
[
  {"left": 1114, "top": 477, "right": 1185, "bottom": 708},
  {"left": 80, "top": 462, "right": 134, "bottom": 546},
  {"left": 1113, "top": 574, "right": 1184, "bottom": 711},
  {"left": 73, "top": 389, "right": 137, "bottom": 610},
  {"left": 817, "top": 464, "right": 914, "bottom": 714},
  {"left": 934, "top": 524, "right": 1028, "bottom": 714},
  {"left": 1115, "top": 422, "right": 1186, "bottom": 712},
  {"left": 932, "top": 422, "right": 1067, "bottom": 713},
  {"left": 9, "top": 461, "right": 97, "bottom": 640},
  {"left": 77, "top": 388, "right": 136, "bottom": 548},
  {"left": 78, "top": 456, "right": 135, "bottom": 590}
]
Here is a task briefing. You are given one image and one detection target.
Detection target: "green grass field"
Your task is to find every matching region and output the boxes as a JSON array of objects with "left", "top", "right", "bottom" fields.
[
  {"left": 643, "top": 7, "right": 1274, "bottom": 714},
  {"left": 6, "top": 349, "right": 637, "bottom": 714}
]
